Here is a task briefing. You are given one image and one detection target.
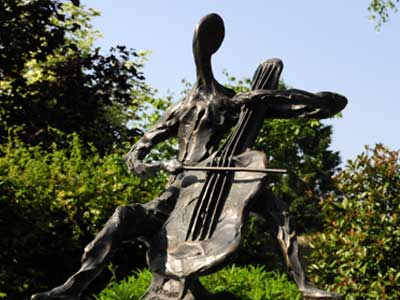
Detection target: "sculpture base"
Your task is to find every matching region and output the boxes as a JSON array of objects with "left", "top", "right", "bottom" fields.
[{"left": 142, "top": 273, "right": 237, "bottom": 300}]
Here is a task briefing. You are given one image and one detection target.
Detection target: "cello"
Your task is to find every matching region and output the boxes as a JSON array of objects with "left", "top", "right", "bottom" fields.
[{"left": 148, "top": 62, "right": 283, "bottom": 276}]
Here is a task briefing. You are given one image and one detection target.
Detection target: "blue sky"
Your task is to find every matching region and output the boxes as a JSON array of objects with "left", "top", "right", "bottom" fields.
[{"left": 83, "top": 0, "right": 400, "bottom": 163}]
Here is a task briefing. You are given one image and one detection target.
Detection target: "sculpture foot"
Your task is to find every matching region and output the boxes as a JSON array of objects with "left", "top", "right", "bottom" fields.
[
  {"left": 301, "top": 286, "right": 341, "bottom": 300},
  {"left": 31, "top": 291, "right": 79, "bottom": 300}
]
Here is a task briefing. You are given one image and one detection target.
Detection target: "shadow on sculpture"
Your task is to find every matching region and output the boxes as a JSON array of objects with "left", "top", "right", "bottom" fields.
[{"left": 31, "top": 13, "right": 347, "bottom": 300}]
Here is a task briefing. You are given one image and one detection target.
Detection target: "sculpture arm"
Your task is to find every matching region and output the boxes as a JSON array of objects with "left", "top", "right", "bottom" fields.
[
  {"left": 124, "top": 104, "right": 181, "bottom": 176},
  {"left": 232, "top": 89, "right": 347, "bottom": 119}
]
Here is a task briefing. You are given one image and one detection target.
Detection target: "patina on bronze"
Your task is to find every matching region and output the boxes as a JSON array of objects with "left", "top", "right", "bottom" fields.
[{"left": 31, "top": 13, "right": 347, "bottom": 300}]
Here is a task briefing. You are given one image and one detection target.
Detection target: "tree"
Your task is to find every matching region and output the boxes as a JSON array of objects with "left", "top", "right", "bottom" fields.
[
  {"left": 309, "top": 144, "right": 400, "bottom": 299},
  {"left": 0, "top": 0, "right": 145, "bottom": 153},
  {"left": 369, "top": 0, "right": 399, "bottom": 28},
  {"left": 0, "top": 1, "right": 174, "bottom": 298}
]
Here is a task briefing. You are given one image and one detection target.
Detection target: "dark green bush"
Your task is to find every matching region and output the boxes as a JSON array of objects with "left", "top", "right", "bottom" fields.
[
  {"left": 0, "top": 133, "right": 167, "bottom": 299},
  {"left": 237, "top": 215, "right": 283, "bottom": 270},
  {"left": 95, "top": 266, "right": 301, "bottom": 300},
  {"left": 0, "top": 1, "right": 146, "bottom": 153},
  {"left": 309, "top": 144, "right": 400, "bottom": 300}
]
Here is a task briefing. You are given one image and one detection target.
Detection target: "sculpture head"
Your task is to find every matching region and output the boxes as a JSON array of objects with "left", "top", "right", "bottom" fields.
[
  {"left": 192, "top": 13, "right": 225, "bottom": 60},
  {"left": 190, "top": 13, "right": 235, "bottom": 97}
]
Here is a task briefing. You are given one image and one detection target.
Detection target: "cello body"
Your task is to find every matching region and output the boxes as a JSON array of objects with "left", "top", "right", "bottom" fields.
[{"left": 148, "top": 150, "right": 268, "bottom": 278}]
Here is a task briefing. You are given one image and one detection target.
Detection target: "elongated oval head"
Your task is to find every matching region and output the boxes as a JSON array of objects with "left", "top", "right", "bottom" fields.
[
  {"left": 192, "top": 13, "right": 225, "bottom": 88},
  {"left": 193, "top": 13, "right": 225, "bottom": 59}
]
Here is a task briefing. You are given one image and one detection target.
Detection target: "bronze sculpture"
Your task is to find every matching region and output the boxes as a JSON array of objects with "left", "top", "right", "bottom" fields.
[{"left": 31, "top": 13, "right": 347, "bottom": 300}]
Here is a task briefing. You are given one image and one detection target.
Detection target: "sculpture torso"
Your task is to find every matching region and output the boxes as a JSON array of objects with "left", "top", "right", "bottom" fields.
[{"left": 177, "top": 84, "right": 236, "bottom": 164}]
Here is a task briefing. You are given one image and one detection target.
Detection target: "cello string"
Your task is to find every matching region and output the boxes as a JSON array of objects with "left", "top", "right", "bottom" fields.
[
  {"left": 191, "top": 109, "right": 249, "bottom": 240},
  {"left": 192, "top": 110, "right": 250, "bottom": 239},
  {"left": 196, "top": 62, "right": 272, "bottom": 240},
  {"left": 202, "top": 110, "right": 252, "bottom": 226},
  {"left": 186, "top": 61, "right": 280, "bottom": 241},
  {"left": 203, "top": 62, "right": 279, "bottom": 239},
  {"left": 201, "top": 109, "right": 253, "bottom": 239},
  {"left": 185, "top": 110, "right": 247, "bottom": 241},
  {"left": 204, "top": 109, "right": 253, "bottom": 239}
]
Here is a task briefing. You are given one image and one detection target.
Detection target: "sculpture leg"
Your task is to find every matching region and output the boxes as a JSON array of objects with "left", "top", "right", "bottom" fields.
[
  {"left": 253, "top": 190, "right": 340, "bottom": 300},
  {"left": 30, "top": 202, "right": 167, "bottom": 300}
]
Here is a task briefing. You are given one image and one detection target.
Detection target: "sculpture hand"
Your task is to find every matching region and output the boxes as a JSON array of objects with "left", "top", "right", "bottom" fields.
[
  {"left": 231, "top": 90, "right": 272, "bottom": 106},
  {"left": 160, "top": 159, "right": 183, "bottom": 175},
  {"left": 131, "top": 160, "right": 161, "bottom": 180},
  {"left": 315, "top": 92, "right": 348, "bottom": 117},
  {"left": 124, "top": 150, "right": 159, "bottom": 179},
  {"left": 125, "top": 156, "right": 182, "bottom": 178}
]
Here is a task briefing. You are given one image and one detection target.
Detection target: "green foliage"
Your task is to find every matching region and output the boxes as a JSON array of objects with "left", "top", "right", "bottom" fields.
[
  {"left": 95, "top": 266, "right": 301, "bottom": 300},
  {"left": 309, "top": 144, "right": 400, "bottom": 300},
  {"left": 369, "top": 0, "right": 399, "bottom": 29},
  {"left": 264, "top": 119, "right": 341, "bottom": 233},
  {"left": 237, "top": 215, "right": 282, "bottom": 269},
  {"left": 201, "top": 265, "right": 301, "bottom": 300},
  {"left": 0, "top": 0, "right": 146, "bottom": 153},
  {"left": 257, "top": 118, "right": 340, "bottom": 233},
  {"left": 0, "top": 131, "right": 167, "bottom": 299},
  {"left": 94, "top": 269, "right": 152, "bottom": 300}
]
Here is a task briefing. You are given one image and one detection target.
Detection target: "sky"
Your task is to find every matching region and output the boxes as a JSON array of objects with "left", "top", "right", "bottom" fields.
[{"left": 83, "top": 0, "right": 400, "bottom": 163}]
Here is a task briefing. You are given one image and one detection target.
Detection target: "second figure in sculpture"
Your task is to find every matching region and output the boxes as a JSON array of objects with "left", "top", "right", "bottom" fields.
[{"left": 32, "top": 13, "right": 347, "bottom": 300}]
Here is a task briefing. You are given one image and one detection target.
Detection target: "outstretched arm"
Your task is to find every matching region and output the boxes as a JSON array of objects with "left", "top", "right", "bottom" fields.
[
  {"left": 125, "top": 103, "right": 181, "bottom": 178},
  {"left": 233, "top": 89, "right": 347, "bottom": 119}
]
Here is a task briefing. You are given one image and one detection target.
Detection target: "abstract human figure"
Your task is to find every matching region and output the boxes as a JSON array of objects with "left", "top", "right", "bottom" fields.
[{"left": 31, "top": 13, "right": 346, "bottom": 300}]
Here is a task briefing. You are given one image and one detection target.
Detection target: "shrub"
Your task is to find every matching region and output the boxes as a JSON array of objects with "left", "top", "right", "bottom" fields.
[
  {"left": 237, "top": 215, "right": 283, "bottom": 270},
  {"left": 0, "top": 133, "right": 167, "bottom": 299},
  {"left": 309, "top": 144, "right": 400, "bottom": 300},
  {"left": 95, "top": 265, "right": 301, "bottom": 300}
]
